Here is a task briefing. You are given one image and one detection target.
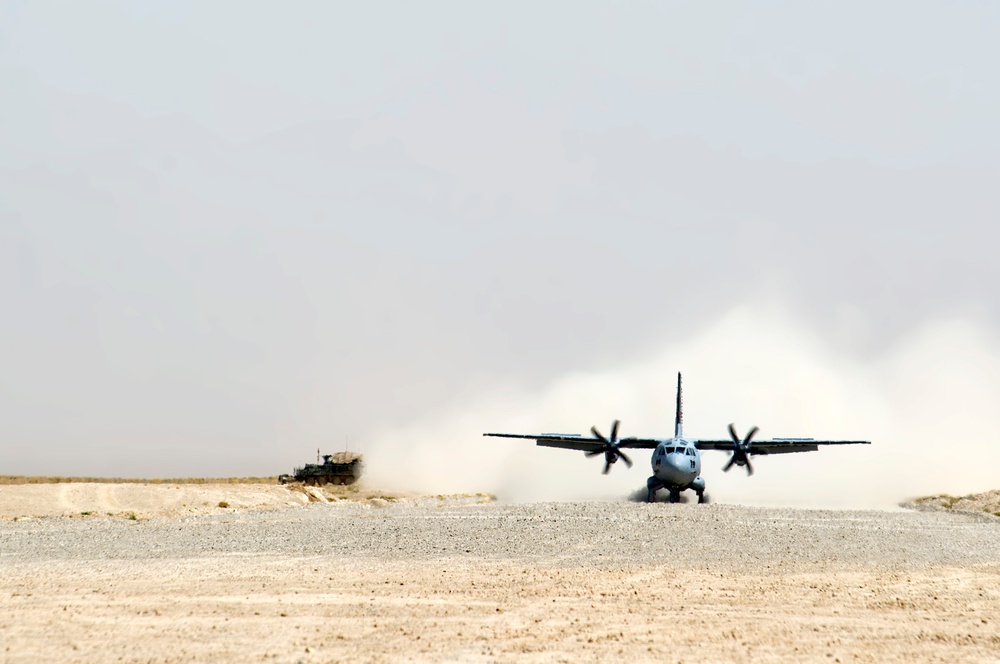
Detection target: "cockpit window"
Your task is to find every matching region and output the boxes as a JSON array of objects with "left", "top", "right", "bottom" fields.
[
  {"left": 665, "top": 447, "right": 675, "bottom": 454},
  {"left": 686, "top": 448, "right": 695, "bottom": 456}
]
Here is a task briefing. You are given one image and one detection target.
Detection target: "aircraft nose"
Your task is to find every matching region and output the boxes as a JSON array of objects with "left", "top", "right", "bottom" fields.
[{"left": 659, "top": 451, "right": 695, "bottom": 478}]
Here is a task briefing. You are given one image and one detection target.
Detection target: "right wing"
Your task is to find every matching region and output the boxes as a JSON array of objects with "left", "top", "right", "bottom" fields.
[
  {"left": 693, "top": 438, "right": 869, "bottom": 454},
  {"left": 483, "top": 432, "right": 662, "bottom": 451}
]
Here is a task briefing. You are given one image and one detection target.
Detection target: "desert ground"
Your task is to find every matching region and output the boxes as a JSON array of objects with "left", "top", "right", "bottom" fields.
[{"left": 2, "top": 483, "right": 1000, "bottom": 663}]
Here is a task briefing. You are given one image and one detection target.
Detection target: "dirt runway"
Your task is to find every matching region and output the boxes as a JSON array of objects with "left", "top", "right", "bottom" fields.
[
  {"left": 2, "top": 485, "right": 1000, "bottom": 662},
  {"left": 5, "top": 558, "right": 1000, "bottom": 663}
]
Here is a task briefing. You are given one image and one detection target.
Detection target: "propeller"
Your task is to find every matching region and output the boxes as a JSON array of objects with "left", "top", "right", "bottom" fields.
[
  {"left": 584, "top": 419, "right": 633, "bottom": 474},
  {"left": 723, "top": 423, "right": 759, "bottom": 476}
]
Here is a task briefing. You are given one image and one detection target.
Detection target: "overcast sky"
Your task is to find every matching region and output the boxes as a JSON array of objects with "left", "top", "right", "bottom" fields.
[{"left": 2, "top": 2, "right": 998, "bottom": 504}]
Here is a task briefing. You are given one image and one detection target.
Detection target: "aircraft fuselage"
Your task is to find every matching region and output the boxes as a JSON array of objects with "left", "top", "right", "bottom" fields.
[{"left": 648, "top": 438, "right": 707, "bottom": 502}]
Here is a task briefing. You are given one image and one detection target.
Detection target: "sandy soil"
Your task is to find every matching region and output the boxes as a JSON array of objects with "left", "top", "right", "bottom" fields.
[
  {"left": 0, "top": 482, "right": 310, "bottom": 519},
  {"left": 2, "top": 485, "right": 1000, "bottom": 663},
  {"left": 5, "top": 558, "right": 999, "bottom": 663},
  {"left": 907, "top": 490, "right": 1000, "bottom": 519},
  {"left": 0, "top": 482, "right": 458, "bottom": 519}
]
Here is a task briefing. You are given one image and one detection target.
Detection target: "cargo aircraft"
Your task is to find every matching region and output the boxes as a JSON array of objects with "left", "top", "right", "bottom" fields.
[{"left": 483, "top": 373, "right": 870, "bottom": 503}]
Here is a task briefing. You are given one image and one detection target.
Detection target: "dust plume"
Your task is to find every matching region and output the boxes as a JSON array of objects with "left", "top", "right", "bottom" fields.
[{"left": 363, "top": 304, "right": 1000, "bottom": 508}]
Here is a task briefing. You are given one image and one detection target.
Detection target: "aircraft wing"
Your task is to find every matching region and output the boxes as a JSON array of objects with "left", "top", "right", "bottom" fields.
[
  {"left": 482, "top": 432, "right": 662, "bottom": 451},
  {"left": 615, "top": 437, "right": 662, "bottom": 449},
  {"left": 693, "top": 438, "right": 870, "bottom": 455}
]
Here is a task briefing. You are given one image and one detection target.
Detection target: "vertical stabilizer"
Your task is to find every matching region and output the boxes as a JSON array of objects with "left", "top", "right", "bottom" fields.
[{"left": 674, "top": 372, "right": 683, "bottom": 438}]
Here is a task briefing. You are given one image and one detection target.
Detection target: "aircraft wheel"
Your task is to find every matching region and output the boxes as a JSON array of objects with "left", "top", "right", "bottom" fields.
[
  {"left": 697, "top": 492, "right": 707, "bottom": 504},
  {"left": 668, "top": 490, "right": 681, "bottom": 504},
  {"left": 645, "top": 477, "right": 661, "bottom": 503}
]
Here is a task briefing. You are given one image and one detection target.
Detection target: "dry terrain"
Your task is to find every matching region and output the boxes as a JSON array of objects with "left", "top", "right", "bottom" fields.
[
  {"left": 0, "top": 478, "right": 436, "bottom": 520},
  {"left": 906, "top": 490, "right": 1000, "bottom": 519},
  {"left": 2, "top": 483, "right": 1000, "bottom": 663}
]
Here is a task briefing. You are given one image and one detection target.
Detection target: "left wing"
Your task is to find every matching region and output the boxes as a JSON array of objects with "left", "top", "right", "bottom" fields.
[
  {"left": 483, "top": 432, "right": 662, "bottom": 451},
  {"left": 693, "top": 437, "right": 870, "bottom": 455}
]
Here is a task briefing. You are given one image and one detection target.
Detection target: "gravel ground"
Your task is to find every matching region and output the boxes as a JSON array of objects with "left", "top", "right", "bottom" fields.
[
  {"left": 3, "top": 499, "right": 1000, "bottom": 663},
  {"left": 3, "top": 501, "right": 1000, "bottom": 570}
]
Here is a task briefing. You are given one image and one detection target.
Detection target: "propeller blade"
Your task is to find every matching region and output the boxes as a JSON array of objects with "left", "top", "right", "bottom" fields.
[
  {"left": 591, "top": 426, "right": 608, "bottom": 443},
  {"left": 609, "top": 419, "right": 620, "bottom": 443},
  {"left": 727, "top": 423, "right": 740, "bottom": 445},
  {"left": 723, "top": 456, "right": 736, "bottom": 472},
  {"left": 602, "top": 460, "right": 612, "bottom": 475},
  {"left": 745, "top": 458, "right": 754, "bottom": 476},
  {"left": 743, "top": 426, "right": 759, "bottom": 446},
  {"left": 618, "top": 450, "right": 633, "bottom": 468}
]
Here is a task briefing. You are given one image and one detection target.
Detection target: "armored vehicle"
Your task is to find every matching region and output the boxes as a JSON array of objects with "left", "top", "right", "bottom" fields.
[{"left": 279, "top": 451, "right": 364, "bottom": 486}]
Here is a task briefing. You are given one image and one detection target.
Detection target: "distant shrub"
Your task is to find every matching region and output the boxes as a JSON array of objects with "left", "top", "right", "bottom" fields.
[{"left": 218, "top": 501, "right": 230, "bottom": 508}]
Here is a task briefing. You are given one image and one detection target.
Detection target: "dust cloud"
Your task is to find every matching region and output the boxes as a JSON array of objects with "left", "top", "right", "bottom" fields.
[{"left": 364, "top": 304, "right": 1000, "bottom": 508}]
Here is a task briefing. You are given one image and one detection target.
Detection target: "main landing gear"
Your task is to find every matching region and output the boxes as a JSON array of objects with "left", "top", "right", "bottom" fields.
[
  {"left": 646, "top": 476, "right": 661, "bottom": 503},
  {"left": 646, "top": 476, "right": 708, "bottom": 504}
]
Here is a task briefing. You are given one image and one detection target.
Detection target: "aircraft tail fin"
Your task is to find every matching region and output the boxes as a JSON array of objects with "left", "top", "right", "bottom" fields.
[{"left": 674, "top": 372, "right": 683, "bottom": 438}]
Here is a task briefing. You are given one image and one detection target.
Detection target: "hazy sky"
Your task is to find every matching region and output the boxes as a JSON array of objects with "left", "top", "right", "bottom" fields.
[{"left": 2, "top": 2, "right": 999, "bottom": 504}]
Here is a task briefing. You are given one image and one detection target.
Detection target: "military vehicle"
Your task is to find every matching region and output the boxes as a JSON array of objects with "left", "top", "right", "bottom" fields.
[{"left": 279, "top": 451, "right": 364, "bottom": 486}]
